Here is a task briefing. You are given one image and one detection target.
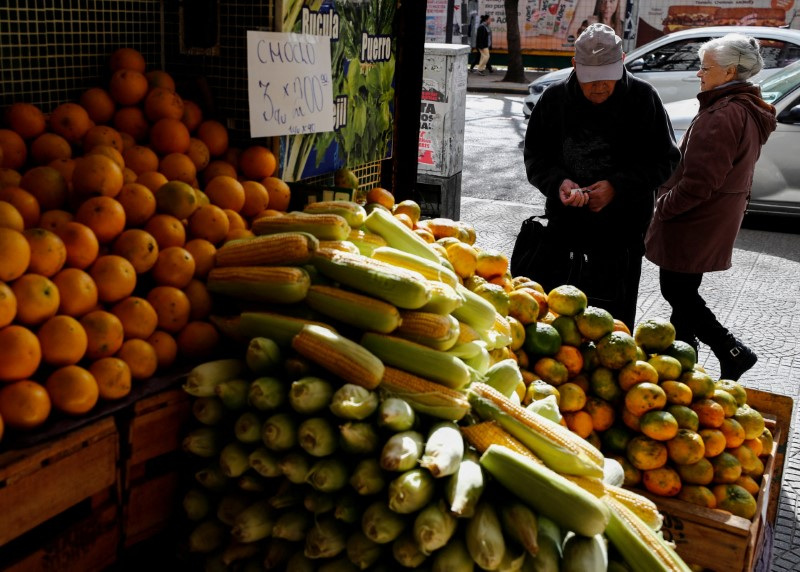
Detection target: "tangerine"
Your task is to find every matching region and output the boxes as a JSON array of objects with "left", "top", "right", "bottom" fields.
[
  {"left": 52, "top": 268, "right": 99, "bottom": 317},
  {"left": 90, "top": 356, "right": 133, "bottom": 400},
  {"left": 115, "top": 339, "right": 158, "bottom": 380},
  {"left": 37, "top": 315, "right": 88, "bottom": 366},
  {"left": 0, "top": 380, "right": 51, "bottom": 429},
  {"left": 45, "top": 365, "right": 99, "bottom": 415}
]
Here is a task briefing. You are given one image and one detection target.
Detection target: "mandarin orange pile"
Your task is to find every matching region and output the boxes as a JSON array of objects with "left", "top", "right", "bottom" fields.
[{"left": 0, "top": 47, "right": 290, "bottom": 440}]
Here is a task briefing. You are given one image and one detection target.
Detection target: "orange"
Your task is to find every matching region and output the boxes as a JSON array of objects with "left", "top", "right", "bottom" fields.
[
  {"left": 666, "top": 428, "right": 706, "bottom": 465},
  {"left": 112, "top": 228, "right": 159, "bottom": 273},
  {"left": 56, "top": 221, "right": 100, "bottom": 270},
  {"left": 239, "top": 145, "right": 277, "bottom": 179},
  {"left": 158, "top": 152, "right": 197, "bottom": 184},
  {"left": 589, "top": 366, "right": 623, "bottom": 404},
  {"left": 0, "top": 325, "right": 42, "bottom": 382},
  {"left": 184, "top": 238, "right": 216, "bottom": 278},
  {"left": 203, "top": 159, "right": 238, "bottom": 184},
  {"left": 184, "top": 279, "right": 213, "bottom": 320},
  {"left": 45, "top": 365, "right": 99, "bottom": 415},
  {"left": 109, "top": 69, "right": 149, "bottom": 106},
  {"left": 680, "top": 369, "right": 715, "bottom": 399},
  {"left": 0, "top": 200, "right": 25, "bottom": 231},
  {"left": 75, "top": 196, "right": 126, "bottom": 244},
  {"left": 144, "top": 86, "right": 184, "bottom": 122},
  {"left": 122, "top": 145, "right": 159, "bottom": 175},
  {"left": 660, "top": 380, "right": 693, "bottom": 406},
  {"left": 46, "top": 158, "right": 75, "bottom": 190},
  {"left": 150, "top": 246, "right": 196, "bottom": 288},
  {"left": 80, "top": 87, "right": 116, "bottom": 125},
  {"left": 261, "top": 177, "right": 291, "bottom": 212},
  {"left": 624, "top": 382, "right": 667, "bottom": 417},
  {"left": 553, "top": 345, "right": 583, "bottom": 378},
  {"left": 719, "top": 417, "right": 746, "bottom": 449},
  {"left": 30, "top": 133, "right": 72, "bottom": 167},
  {"left": 155, "top": 180, "right": 199, "bottom": 220},
  {"left": 181, "top": 100, "right": 204, "bottom": 132},
  {"left": 52, "top": 268, "right": 98, "bottom": 317},
  {"left": 187, "top": 204, "right": 229, "bottom": 244},
  {"left": 71, "top": 154, "right": 124, "bottom": 198},
  {"left": 115, "top": 339, "right": 158, "bottom": 380},
  {"left": 691, "top": 398, "right": 725, "bottom": 429},
  {"left": 0, "top": 167, "right": 22, "bottom": 189},
  {"left": 196, "top": 120, "right": 229, "bottom": 157},
  {"left": 0, "top": 380, "right": 51, "bottom": 430},
  {"left": 533, "top": 356, "right": 569, "bottom": 386},
  {"left": 5, "top": 102, "right": 47, "bottom": 140},
  {"left": 678, "top": 485, "right": 717, "bottom": 508},
  {"left": 547, "top": 284, "right": 588, "bottom": 317},
  {"left": 621, "top": 406, "right": 642, "bottom": 432},
  {"left": 475, "top": 249, "right": 509, "bottom": 280},
  {"left": 676, "top": 457, "right": 715, "bottom": 486},
  {"left": 394, "top": 212, "right": 414, "bottom": 229},
  {"left": 240, "top": 180, "right": 270, "bottom": 218},
  {"left": 617, "top": 359, "right": 659, "bottom": 391},
  {"left": 187, "top": 138, "right": 211, "bottom": 171},
  {"left": 150, "top": 117, "right": 190, "bottom": 155},
  {"left": 80, "top": 310, "right": 125, "bottom": 360},
  {"left": 19, "top": 165, "right": 69, "bottom": 210},
  {"left": 640, "top": 410, "right": 679, "bottom": 441},
  {"left": 699, "top": 428, "right": 727, "bottom": 458},
  {"left": 562, "top": 410, "right": 593, "bottom": 438},
  {"left": 116, "top": 183, "right": 157, "bottom": 227},
  {"left": 557, "top": 381, "right": 586, "bottom": 412},
  {"left": 38, "top": 209, "right": 73, "bottom": 233},
  {"left": 114, "top": 106, "right": 150, "bottom": 142},
  {"left": 204, "top": 175, "right": 246, "bottom": 212},
  {"left": 0, "top": 227, "right": 31, "bottom": 281},
  {"left": 49, "top": 103, "right": 92, "bottom": 145},
  {"left": 224, "top": 209, "right": 247, "bottom": 231},
  {"left": 550, "top": 314, "right": 580, "bottom": 347},
  {"left": 145, "top": 70, "right": 176, "bottom": 92},
  {"left": 0, "top": 186, "right": 40, "bottom": 228},
  {"left": 111, "top": 296, "right": 159, "bottom": 340},
  {"left": 394, "top": 200, "right": 422, "bottom": 225},
  {"left": 0, "top": 282, "right": 16, "bottom": 328},
  {"left": 90, "top": 356, "right": 132, "bottom": 400},
  {"left": 626, "top": 435, "right": 668, "bottom": 471},
  {"left": 82, "top": 125, "right": 124, "bottom": 152},
  {"left": 176, "top": 320, "right": 220, "bottom": 359},
  {"left": 734, "top": 475, "right": 761, "bottom": 496},
  {"left": 147, "top": 285, "right": 191, "bottom": 333},
  {"left": 647, "top": 354, "right": 683, "bottom": 382},
  {"left": 37, "top": 315, "right": 88, "bottom": 366},
  {"left": 11, "top": 274, "right": 60, "bottom": 326},
  {"left": 733, "top": 405, "right": 766, "bottom": 440},
  {"left": 144, "top": 213, "right": 186, "bottom": 248},
  {"left": 0, "top": 129, "right": 28, "bottom": 169},
  {"left": 89, "top": 254, "right": 137, "bottom": 303},
  {"left": 743, "top": 437, "right": 763, "bottom": 457},
  {"left": 710, "top": 452, "right": 743, "bottom": 484},
  {"left": 366, "top": 187, "right": 394, "bottom": 209},
  {"left": 23, "top": 228, "right": 67, "bottom": 277},
  {"left": 712, "top": 484, "right": 757, "bottom": 519},
  {"left": 595, "top": 331, "right": 638, "bottom": 370},
  {"left": 583, "top": 396, "right": 615, "bottom": 432},
  {"left": 147, "top": 330, "right": 178, "bottom": 369},
  {"left": 110, "top": 47, "right": 146, "bottom": 73},
  {"left": 728, "top": 444, "right": 760, "bottom": 474},
  {"left": 642, "top": 466, "right": 682, "bottom": 497},
  {"left": 668, "top": 404, "right": 700, "bottom": 431}
]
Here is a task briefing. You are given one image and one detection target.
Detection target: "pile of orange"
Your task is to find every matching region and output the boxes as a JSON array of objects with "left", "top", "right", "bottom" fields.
[{"left": 0, "top": 46, "right": 293, "bottom": 440}]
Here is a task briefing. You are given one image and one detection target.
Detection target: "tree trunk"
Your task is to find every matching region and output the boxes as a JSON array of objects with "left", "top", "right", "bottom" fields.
[{"left": 503, "top": 0, "right": 526, "bottom": 83}]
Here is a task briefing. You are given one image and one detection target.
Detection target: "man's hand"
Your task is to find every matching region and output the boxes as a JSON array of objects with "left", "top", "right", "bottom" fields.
[
  {"left": 584, "top": 180, "right": 615, "bottom": 212},
  {"left": 559, "top": 179, "right": 590, "bottom": 208}
]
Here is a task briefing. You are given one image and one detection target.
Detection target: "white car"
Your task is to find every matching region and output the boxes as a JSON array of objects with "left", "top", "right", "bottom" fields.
[
  {"left": 522, "top": 26, "right": 800, "bottom": 118},
  {"left": 665, "top": 60, "right": 800, "bottom": 217}
]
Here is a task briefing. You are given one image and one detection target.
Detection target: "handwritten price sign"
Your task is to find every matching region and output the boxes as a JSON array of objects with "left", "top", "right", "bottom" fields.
[{"left": 247, "top": 31, "right": 334, "bottom": 138}]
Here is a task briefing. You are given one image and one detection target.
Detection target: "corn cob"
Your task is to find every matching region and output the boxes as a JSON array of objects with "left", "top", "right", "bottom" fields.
[
  {"left": 231, "top": 499, "right": 276, "bottom": 543},
  {"left": 183, "top": 358, "right": 247, "bottom": 397},
  {"left": 480, "top": 444, "right": 611, "bottom": 538},
  {"left": 605, "top": 484, "right": 664, "bottom": 531},
  {"left": 362, "top": 332, "right": 472, "bottom": 389},
  {"left": 396, "top": 311, "right": 460, "bottom": 351},
  {"left": 311, "top": 248, "right": 431, "bottom": 309},
  {"left": 561, "top": 533, "right": 608, "bottom": 571},
  {"left": 206, "top": 266, "right": 310, "bottom": 304},
  {"left": 419, "top": 421, "right": 464, "bottom": 478},
  {"left": 460, "top": 421, "right": 538, "bottom": 460},
  {"left": 444, "top": 449, "right": 484, "bottom": 518},
  {"left": 380, "top": 366, "right": 470, "bottom": 421},
  {"left": 457, "top": 320, "right": 482, "bottom": 343},
  {"left": 305, "top": 285, "right": 402, "bottom": 334},
  {"left": 252, "top": 212, "right": 351, "bottom": 241},
  {"left": 484, "top": 358, "right": 524, "bottom": 398},
  {"left": 452, "top": 283, "right": 498, "bottom": 332},
  {"left": 292, "top": 324, "right": 384, "bottom": 389},
  {"left": 466, "top": 500, "right": 506, "bottom": 570},
  {"left": 499, "top": 500, "right": 540, "bottom": 557},
  {"left": 214, "top": 232, "right": 318, "bottom": 267},
  {"left": 468, "top": 382, "right": 605, "bottom": 477},
  {"left": 347, "top": 229, "right": 388, "bottom": 256},
  {"left": 419, "top": 280, "right": 464, "bottom": 315},
  {"left": 602, "top": 495, "right": 692, "bottom": 572},
  {"left": 303, "top": 200, "right": 367, "bottom": 228},
  {"left": 371, "top": 246, "right": 460, "bottom": 289},
  {"left": 363, "top": 207, "right": 441, "bottom": 263},
  {"left": 413, "top": 499, "right": 458, "bottom": 555},
  {"left": 210, "top": 312, "right": 335, "bottom": 347},
  {"left": 318, "top": 240, "right": 360, "bottom": 254}
]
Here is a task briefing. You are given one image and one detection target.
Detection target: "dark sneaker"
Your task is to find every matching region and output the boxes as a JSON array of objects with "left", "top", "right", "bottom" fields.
[
  {"left": 478, "top": 71, "right": 486, "bottom": 76},
  {"left": 718, "top": 341, "right": 758, "bottom": 381}
]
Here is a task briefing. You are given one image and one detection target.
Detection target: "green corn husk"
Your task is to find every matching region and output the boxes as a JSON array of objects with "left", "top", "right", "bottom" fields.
[
  {"left": 272, "top": 511, "right": 313, "bottom": 542},
  {"left": 445, "top": 449, "right": 484, "bottom": 517},
  {"left": 215, "top": 378, "right": 250, "bottom": 410},
  {"left": 246, "top": 336, "right": 282, "bottom": 374},
  {"left": 238, "top": 474, "right": 268, "bottom": 493},
  {"left": 466, "top": 500, "right": 506, "bottom": 570},
  {"left": 561, "top": 533, "right": 608, "bottom": 572},
  {"left": 526, "top": 394, "right": 562, "bottom": 424},
  {"left": 221, "top": 541, "right": 261, "bottom": 567},
  {"left": 184, "top": 427, "right": 222, "bottom": 458},
  {"left": 334, "top": 492, "right": 364, "bottom": 524},
  {"left": 203, "top": 551, "right": 227, "bottom": 572},
  {"left": 485, "top": 358, "right": 524, "bottom": 398},
  {"left": 285, "top": 550, "right": 315, "bottom": 572},
  {"left": 413, "top": 499, "right": 459, "bottom": 555},
  {"left": 499, "top": 543, "right": 528, "bottom": 571},
  {"left": 183, "top": 358, "right": 247, "bottom": 397},
  {"left": 380, "top": 430, "right": 424, "bottom": 472},
  {"left": 232, "top": 499, "right": 276, "bottom": 543},
  {"left": 420, "top": 421, "right": 464, "bottom": 478},
  {"left": 268, "top": 482, "right": 304, "bottom": 509},
  {"left": 234, "top": 411, "right": 264, "bottom": 443},
  {"left": 388, "top": 468, "right": 436, "bottom": 514},
  {"left": 217, "top": 493, "right": 253, "bottom": 526},
  {"left": 248, "top": 376, "right": 286, "bottom": 411},
  {"left": 349, "top": 458, "right": 387, "bottom": 496},
  {"left": 526, "top": 516, "right": 563, "bottom": 572},
  {"left": 278, "top": 451, "right": 313, "bottom": 484},
  {"left": 305, "top": 516, "right": 347, "bottom": 559},
  {"left": 339, "top": 421, "right": 380, "bottom": 454},
  {"left": 195, "top": 463, "right": 229, "bottom": 492},
  {"left": 193, "top": 396, "right": 226, "bottom": 425},
  {"left": 188, "top": 519, "right": 227, "bottom": 553},
  {"left": 284, "top": 356, "right": 314, "bottom": 379},
  {"left": 262, "top": 412, "right": 297, "bottom": 451},
  {"left": 362, "top": 500, "right": 407, "bottom": 544},
  {"left": 219, "top": 442, "right": 251, "bottom": 477},
  {"left": 377, "top": 397, "right": 416, "bottom": 431},
  {"left": 289, "top": 376, "right": 335, "bottom": 414},
  {"left": 248, "top": 447, "right": 282, "bottom": 478},
  {"left": 500, "top": 500, "right": 540, "bottom": 556},
  {"left": 431, "top": 535, "right": 474, "bottom": 572},
  {"left": 306, "top": 458, "right": 349, "bottom": 492},
  {"left": 262, "top": 538, "right": 294, "bottom": 570},
  {"left": 304, "top": 490, "right": 336, "bottom": 514},
  {"left": 183, "top": 488, "right": 211, "bottom": 521},
  {"left": 346, "top": 531, "right": 383, "bottom": 570},
  {"left": 318, "top": 557, "right": 360, "bottom": 572},
  {"left": 392, "top": 531, "right": 428, "bottom": 568},
  {"left": 329, "top": 383, "right": 379, "bottom": 420},
  {"left": 298, "top": 417, "right": 339, "bottom": 457}
]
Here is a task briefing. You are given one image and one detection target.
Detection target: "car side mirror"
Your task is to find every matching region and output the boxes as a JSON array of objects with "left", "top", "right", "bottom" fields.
[
  {"left": 627, "top": 59, "right": 645, "bottom": 72},
  {"left": 777, "top": 104, "right": 800, "bottom": 124}
]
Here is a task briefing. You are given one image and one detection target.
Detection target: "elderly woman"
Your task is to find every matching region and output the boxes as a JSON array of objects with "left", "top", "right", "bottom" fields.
[{"left": 645, "top": 34, "right": 777, "bottom": 381}]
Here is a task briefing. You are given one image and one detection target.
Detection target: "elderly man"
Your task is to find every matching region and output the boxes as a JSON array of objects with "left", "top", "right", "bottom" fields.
[{"left": 522, "top": 23, "right": 680, "bottom": 328}]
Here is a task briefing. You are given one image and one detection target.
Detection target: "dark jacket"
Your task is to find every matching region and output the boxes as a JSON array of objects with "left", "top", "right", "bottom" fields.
[
  {"left": 476, "top": 22, "right": 491, "bottom": 50},
  {"left": 645, "top": 82, "right": 777, "bottom": 273},
  {"left": 523, "top": 69, "right": 680, "bottom": 252}
]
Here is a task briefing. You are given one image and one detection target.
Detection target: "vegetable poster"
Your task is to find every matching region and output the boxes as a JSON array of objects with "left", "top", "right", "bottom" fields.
[{"left": 278, "top": 0, "right": 396, "bottom": 182}]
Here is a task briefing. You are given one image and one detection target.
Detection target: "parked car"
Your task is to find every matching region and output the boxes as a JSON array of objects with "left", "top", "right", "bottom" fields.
[
  {"left": 664, "top": 60, "right": 800, "bottom": 218},
  {"left": 522, "top": 26, "right": 800, "bottom": 118}
]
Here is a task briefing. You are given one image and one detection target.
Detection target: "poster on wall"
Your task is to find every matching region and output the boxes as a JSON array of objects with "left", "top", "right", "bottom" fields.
[
  {"left": 425, "top": 0, "right": 465, "bottom": 42},
  {"left": 278, "top": 0, "right": 396, "bottom": 182}
]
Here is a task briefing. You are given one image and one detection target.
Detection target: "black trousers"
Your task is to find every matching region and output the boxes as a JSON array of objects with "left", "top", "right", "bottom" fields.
[
  {"left": 595, "top": 251, "right": 642, "bottom": 332},
  {"left": 658, "top": 268, "right": 729, "bottom": 348}
]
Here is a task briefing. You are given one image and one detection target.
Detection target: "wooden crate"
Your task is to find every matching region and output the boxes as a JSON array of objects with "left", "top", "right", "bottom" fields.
[
  {"left": 120, "top": 387, "right": 192, "bottom": 547},
  {"left": 640, "top": 388, "right": 793, "bottom": 572}
]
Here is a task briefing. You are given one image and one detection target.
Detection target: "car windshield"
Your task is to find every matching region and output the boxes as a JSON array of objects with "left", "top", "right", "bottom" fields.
[{"left": 759, "top": 61, "right": 800, "bottom": 103}]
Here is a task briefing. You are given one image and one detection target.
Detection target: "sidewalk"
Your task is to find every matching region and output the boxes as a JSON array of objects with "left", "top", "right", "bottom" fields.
[{"left": 466, "top": 67, "right": 546, "bottom": 94}]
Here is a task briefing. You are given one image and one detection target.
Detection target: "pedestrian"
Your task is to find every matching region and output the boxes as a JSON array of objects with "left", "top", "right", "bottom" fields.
[
  {"left": 522, "top": 23, "right": 680, "bottom": 329},
  {"left": 475, "top": 15, "right": 493, "bottom": 76},
  {"left": 644, "top": 33, "right": 776, "bottom": 380},
  {"left": 467, "top": 10, "right": 480, "bottom": 72}
]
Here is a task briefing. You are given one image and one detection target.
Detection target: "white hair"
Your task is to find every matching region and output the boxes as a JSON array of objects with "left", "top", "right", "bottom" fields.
[{"left": 698, "top": 33, "right": 764, "bottom": 80}]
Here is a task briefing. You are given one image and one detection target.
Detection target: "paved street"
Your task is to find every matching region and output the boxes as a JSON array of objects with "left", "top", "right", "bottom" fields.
[{"left": 457, "top": 85, "right": 800, "bottom": 571}]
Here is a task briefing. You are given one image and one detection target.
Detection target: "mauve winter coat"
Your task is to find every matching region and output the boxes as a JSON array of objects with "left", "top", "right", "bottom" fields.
[{"left": 645, "top": 82, "right": 776, "bottom": 273}]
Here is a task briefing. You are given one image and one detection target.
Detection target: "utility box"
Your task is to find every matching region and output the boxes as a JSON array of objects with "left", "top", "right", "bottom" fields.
[{"left": 417, "top": 43, "right": 469, "bottom": 219}]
